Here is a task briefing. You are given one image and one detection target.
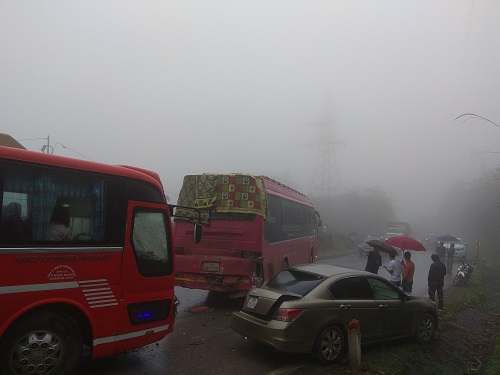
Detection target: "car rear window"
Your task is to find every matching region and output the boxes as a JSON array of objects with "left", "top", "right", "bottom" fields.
[{"left": 267, "top": 269, "right": 324, "bottom": 296}]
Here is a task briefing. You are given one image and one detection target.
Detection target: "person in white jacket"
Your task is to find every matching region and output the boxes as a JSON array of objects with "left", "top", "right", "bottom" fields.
[{"left": 383, "top": 251, "right": 402, "bottom": 288}]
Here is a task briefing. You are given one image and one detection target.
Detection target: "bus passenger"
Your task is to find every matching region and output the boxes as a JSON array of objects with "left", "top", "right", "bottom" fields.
[
  {"left": 49, "top": 205, "right": 72, "bottom": 241},
  {"left": 6, "top": 202, "right": 24, "bottom": 240}
]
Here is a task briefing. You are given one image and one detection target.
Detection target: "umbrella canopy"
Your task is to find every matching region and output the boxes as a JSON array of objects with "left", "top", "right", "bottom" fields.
[
  {"left": 437, "top": 234, "right": 459, "bottom": 242},
  {"left": 366, "top": 239, "right": 398, "bottom": 256},
  {"left": 386, "top": 236, "right": 426, "bottom": 251}
]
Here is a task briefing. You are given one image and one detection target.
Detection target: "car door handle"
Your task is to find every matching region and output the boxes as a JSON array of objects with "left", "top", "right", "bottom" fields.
[
  {"left": 378, "top": 304, "right": 388, "bottom": 308},
  {"left": 340, "top": 304, "right": 351, "bottom": 309}
]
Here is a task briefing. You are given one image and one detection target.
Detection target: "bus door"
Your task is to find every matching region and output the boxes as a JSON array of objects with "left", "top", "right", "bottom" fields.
[{"left": 114, "top": 201, "right": 175, "bottom": 353}]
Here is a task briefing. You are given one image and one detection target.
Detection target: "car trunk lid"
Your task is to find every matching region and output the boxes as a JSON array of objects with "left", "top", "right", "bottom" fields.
[{"left": 242, "top": 288, "right": 301, "bottom": 319}]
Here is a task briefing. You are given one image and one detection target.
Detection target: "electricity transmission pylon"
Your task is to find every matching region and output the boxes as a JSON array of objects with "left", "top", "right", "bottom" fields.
[{"left": 309, "top": 95, "right": 343, "bottom": 198}]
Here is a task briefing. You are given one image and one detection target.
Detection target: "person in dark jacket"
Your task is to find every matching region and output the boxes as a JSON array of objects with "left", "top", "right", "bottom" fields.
[
  {"left": 365, "top": 247, "right": 382, "bottom": 274},
  {"left": 446, "top": 243, "right": 455, "bottom": 274},
  {"left": 428, "top": 253, "right": 447, "bottom": 311},
  {"left": 435, "top": 241, "right": 446, "bottom": 258}
]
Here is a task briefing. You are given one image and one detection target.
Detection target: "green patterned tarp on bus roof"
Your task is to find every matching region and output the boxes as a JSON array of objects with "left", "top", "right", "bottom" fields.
[{"left": 175, "top": 174, "right": 267, "bottom": 223}]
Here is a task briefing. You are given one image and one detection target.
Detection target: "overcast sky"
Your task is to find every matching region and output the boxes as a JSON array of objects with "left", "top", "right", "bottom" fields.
[{"left": 1, "top": 1, "right": 499, "bottom": 226}]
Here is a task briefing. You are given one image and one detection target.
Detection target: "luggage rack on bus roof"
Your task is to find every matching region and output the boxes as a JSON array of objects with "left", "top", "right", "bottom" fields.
[{"left": 259, "top": 176, "right": 308, "bottom": 198}]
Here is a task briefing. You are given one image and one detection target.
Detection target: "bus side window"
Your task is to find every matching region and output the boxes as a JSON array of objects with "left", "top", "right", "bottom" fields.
[
  {"left": 1, "top": 190, "right": 31, "bottom": 243},
  {"left": 132, "top": 209, "right": 171, "bottom": 277},
  {"left": 1, "top": 164, "right": 105, "bottom": 244},
  {"left": 67, "top": 197, "right": 97, "bottom": 241},
  {"left": 264, "top": 195, "right": 284, "bottom": 243}
]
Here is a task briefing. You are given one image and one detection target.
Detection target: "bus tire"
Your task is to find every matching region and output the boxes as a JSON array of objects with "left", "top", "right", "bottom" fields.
[{"left": 0, "top": 310, "right": 83, "bottom": 375}]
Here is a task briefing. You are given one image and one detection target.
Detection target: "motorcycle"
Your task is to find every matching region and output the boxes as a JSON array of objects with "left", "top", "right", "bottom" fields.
[{"left": 453, "top": 259, "right": 474, "bottom": 286}]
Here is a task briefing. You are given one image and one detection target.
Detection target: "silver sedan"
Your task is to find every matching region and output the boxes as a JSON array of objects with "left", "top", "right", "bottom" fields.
[{"left": 231, "top": 263, "right": 438, "bottom": 364}]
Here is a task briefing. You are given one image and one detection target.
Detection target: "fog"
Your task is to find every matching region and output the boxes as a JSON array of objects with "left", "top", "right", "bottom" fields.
[{"left": 1, "top": 1, "right": 499, "bottom": 234}]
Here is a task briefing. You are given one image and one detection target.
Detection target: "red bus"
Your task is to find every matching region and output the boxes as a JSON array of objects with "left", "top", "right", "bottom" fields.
[
  {"left": 174, "top": 173, "right": 319, "bottom": 295},
  {"left": 0, "top": 146, "right": 201, "bottom": 374}
]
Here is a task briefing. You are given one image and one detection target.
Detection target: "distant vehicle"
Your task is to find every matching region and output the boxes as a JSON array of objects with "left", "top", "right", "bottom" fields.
[
  {"left": 422, "top": 234, "right": 438, "bottom": 248},
  {"left": 231, "top": 263, "right": 438, "bottom": 365},
  {"left": 359, "top": 236, "right": 382, "bottom": 255},
  {"left": 383, "top": 232, "right": 404, "bottom": 241},
  {"left": 442, "top": 237, "right": 467, "bottom": 258},
  {"left": 386, "top": 221, "right": 411, "bottom": 236},
  {"left": 421, "top": 234, "right": 438, "bottom": 251}
]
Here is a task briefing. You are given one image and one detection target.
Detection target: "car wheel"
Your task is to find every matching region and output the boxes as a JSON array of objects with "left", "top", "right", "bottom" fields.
[
  {"left": 415, "top": 313, "right": 436, "bottom": 344},
  {"left": 0, "top": 310, "right": 82, "bottom": 375},
  {"left": 314, "top": 325, "right": 345, "bottom": 364}
]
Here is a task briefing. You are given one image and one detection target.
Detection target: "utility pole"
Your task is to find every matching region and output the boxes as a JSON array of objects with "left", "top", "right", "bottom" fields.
[
  {"left": 309, "top": 94, "right": 343, "bottom": 198},
  {"left": 41, "top": 135, "right": 52, "bottom": 154}
]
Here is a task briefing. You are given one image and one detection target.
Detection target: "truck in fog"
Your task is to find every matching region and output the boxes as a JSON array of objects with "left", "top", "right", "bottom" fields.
[{"left": 385, "top": 221, "right": 412, "bottom": 237}]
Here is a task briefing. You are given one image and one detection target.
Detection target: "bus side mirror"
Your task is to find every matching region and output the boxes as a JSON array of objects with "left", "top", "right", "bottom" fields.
[{"left": 193, "top": 223, "right": 202, "bottom": 244}]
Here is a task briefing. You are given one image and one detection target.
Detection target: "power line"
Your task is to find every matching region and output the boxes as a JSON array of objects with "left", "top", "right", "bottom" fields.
[
  {"left": 17, "top": 135, "right": 94, "bottom": 161},
  {"left": 455, "top": 113, "right": 500, "bottom": 128}
]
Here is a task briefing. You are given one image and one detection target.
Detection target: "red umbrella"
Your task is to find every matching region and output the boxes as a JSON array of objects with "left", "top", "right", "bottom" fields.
[{"left": 386, "top": 236, "right": 426, "bottom": 251}]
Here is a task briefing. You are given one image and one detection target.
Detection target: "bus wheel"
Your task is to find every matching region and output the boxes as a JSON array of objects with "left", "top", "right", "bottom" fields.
[
  {"left": 282, "top": 259, "right": 289, "bottom": 270},
  {"left": 0, "top": 310, "right": 82, "bottom": 375}
]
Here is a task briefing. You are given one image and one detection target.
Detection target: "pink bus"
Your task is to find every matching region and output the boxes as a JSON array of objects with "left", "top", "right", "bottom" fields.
[{"left": 174, "top": 174, "right": 319, "bottom": 295}]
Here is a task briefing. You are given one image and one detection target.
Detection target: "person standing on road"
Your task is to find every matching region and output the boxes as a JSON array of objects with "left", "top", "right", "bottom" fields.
[
  {"left": 383, "top": 251, "right": 402, "bottom": 287},
  {"left": 428, "top": 254, "right": 447, "bottom": 311},
  {"left": 401, "top": 251, "right": 415, "bottom": 293},
  {"left": 365, "top": 247, "right": 382, "bottom": 274},
  {"left": 446, "top": 243, "right": 455, "bottom": 275},
  {"left": 436, "top": 241, "right": 447, "bottom": 258}
]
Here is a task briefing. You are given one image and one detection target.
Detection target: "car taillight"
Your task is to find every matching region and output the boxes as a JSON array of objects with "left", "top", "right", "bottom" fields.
[{"left": 272, "top": 308, "right": 304, "bottom": 322}]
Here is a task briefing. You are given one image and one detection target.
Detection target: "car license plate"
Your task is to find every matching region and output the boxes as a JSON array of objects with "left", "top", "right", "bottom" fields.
[
  {"left": 202, "top": 262, "right": 220, "bottom": 272},
  {"left": 246, "top": 296, "right": 258, "bottom": 310}
]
